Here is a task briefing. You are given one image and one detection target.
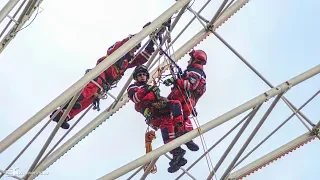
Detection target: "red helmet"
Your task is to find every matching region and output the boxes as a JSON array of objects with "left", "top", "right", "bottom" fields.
[{"left": 189, "top": 50, "right": 207, "bottom": 65}]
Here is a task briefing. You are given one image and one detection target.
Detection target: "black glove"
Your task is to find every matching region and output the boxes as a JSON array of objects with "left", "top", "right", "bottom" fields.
[
  {"left": 192, "top": 107, "right": 198, "bottom": 117},
  {"left": 162, "top": 18, "right": 171, "bottom": 30},
  {"left": 145, "top": 39, "right": 155, "bottom": 53},
  {"left": 92, "top": 98, "right": 100, "bottom": 111},
  {"left": 143, "top": 22, "right": 151, "bottom": 29},
  {"left": 142, "top": 22, "right": 155, "bottom": 53}
]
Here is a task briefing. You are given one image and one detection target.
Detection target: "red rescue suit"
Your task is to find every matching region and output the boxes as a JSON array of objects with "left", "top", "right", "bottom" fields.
[
  {"left": 127, "top": 82, "right": 184, "bottom": 144},
  {"left": 66, "top": 36, "right": 152, "bottom": 121},
  {"left": 167, "top": 63, "right": 206, "bottom": 132}
]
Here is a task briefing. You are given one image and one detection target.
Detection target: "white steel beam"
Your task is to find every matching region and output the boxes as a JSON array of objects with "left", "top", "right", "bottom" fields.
[
  {"left": 28, "top": 26, "right": 205, "bottom": 180},
  {"left": 140, "top": 157, "right": 159, "bottom": 180},
  {"left": 149, "top": 0, "right": 248, "bottom": 70},
  {"left": 211, "top": 31, "right": 315, "bottom": 128},
  {"left": 0, "top": 0, "right": 27, "bottom": 39},
  {"left": 0, "top": 169, "right": 23, "bottom": 180},
  {"left": 0, "top": 0, "right": 20, "bottom": 24},
  {"left": 175, "top": 111, "right": 254, "bottom": 180},
  {"left": 219, "top": 94, "right": 283, "bottom": 180},
  {"left": 0, "top": 0, "right": 191, "bottom": 154},
  {"left": 227, "top": 132, "right": 317, "bottom": 180},
  {"left": 0, "top": 0, "right": 43, "bottom": 53},
  {"left": 27, "top": 1, "right": 249, "bottom": 179},
  {"left": 110, "top": 2, "right": 190, "bottom": 109},
  {"left": 210, "top": 0, "right": 229, "bottom": 24},
  {"left": 96, "top": 65, "right": 319, "bottom": 180},
  {"left": 231, "top": 89, "right": 320, "bottom": 170}
]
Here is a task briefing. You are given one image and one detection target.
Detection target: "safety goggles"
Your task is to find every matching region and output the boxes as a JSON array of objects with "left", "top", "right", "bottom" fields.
[{"left": 137, "top": 73, "right": 147, "bottom": 77}]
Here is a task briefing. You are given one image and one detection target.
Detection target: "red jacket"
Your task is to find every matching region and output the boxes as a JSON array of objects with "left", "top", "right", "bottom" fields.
[
  {"left": 172, "top": 63, "right": 206, "bottom": 105},
  {"left": 97, "top": 36, "right": 152, "bottom": 82},
  {"left": 127, "top": 82, "right": 158, "bottom": 113}
]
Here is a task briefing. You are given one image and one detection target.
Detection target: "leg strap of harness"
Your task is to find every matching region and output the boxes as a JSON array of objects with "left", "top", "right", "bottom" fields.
[
  {"left": 90, "top": 80, "right": 104, "bottom": 92},
  {"left": 85, "top": 69, "right": 110, "bottom": 111},
  {"left": 91, "top": 80, "right": 103, "bottom": 91},
  {"left": 85, "top": 68, "right": 121, "bottom": 111}
]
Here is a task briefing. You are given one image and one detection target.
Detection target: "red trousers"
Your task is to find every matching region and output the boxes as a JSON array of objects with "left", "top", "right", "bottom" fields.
[
  {"left": 80, "top": 71, "right": 107, "bottom": 101},
  {"left": 168, "top": 89, "right": 195, "bottom": 132},
  {"left": 67, "top": 96, "right": 96, "bottom": 121},
  {"left": 149, "top": 100, "right": 184, "bottom": 144},
  {"left": 66, "top": 68, "right": 112, "bottom": 121},
  {"left": 53, "top": 65, "right": 120, "bottom": 122}
]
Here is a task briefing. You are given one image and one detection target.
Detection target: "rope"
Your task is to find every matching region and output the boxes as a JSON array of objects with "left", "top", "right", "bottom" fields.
[
  {"left": 162, "top": 40, "right": 215, "bottom": 178},
  {"left": 148, "top": 29, "right": 215, "bottom": 177},
  {"left": 178, "top": 85, "right": 215, "bottom": 176},
  {"left": 148, "top": 27, "right": 215, "bottom": 178},
  {"left": 166, "top": 60, "right": 215, "bottom": 175},
  {"left": 144, "top": 130, "right": 157, "bottom": 174}
]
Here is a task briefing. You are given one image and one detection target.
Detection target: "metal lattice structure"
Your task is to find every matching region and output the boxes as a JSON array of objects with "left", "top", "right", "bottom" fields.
[{"left": 0, "top": 0, "right": 319, "bottom": 179}]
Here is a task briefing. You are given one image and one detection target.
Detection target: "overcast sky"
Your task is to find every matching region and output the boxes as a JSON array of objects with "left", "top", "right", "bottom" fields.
[{"left": 0, "top": 0, "right": 319, "bottom": 179}]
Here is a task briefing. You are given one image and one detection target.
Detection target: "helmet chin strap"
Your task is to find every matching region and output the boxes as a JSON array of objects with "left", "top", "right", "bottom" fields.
[
  {"left": 191, "top": 58, "right": 204, "bottom": 65},
  {"left": 137, "top": 79, "right": 148, "bottom": 83},
  {"left": 188, "top": 58, "right": 195, "bottom": 65}
]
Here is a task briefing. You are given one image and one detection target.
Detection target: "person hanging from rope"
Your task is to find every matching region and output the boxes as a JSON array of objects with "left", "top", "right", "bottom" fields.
[
  {"left": 127, "top": 65, "right": 188, "bottom": 173},
  {"left": 163, "top": 49, "right": 207, "bottom": 152},
  {"left": 50, "top": 22, "right": 155, "bottom": 130}
]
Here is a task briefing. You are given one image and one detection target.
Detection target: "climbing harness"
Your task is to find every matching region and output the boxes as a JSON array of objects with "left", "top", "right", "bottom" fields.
[
  {"left": 84, "top": 68, "right": 119, "bottom": 111},
  {"left": 87, "top": 39, "right": 144, "bottom": 112},
  {"left": 89, "top": 44, "right": 147, "bottom": 111},
  {"left": 151, "top": 97, "right": 169, "bottom": 109},
  {"left": 143, "top": 86, "right": 168, "bottom": 131}
]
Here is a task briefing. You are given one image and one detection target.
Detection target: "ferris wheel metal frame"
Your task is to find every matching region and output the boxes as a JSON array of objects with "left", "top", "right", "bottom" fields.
[{"left": 0, "top": 0, "right": 319, "bottom": 179}]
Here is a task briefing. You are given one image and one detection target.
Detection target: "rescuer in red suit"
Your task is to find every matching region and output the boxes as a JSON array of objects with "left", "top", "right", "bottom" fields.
[
  {"left": 127, "top": 65, "right": 188, "bottom": 173},
  {"left": 50, "top": 23, "right": 155, "bottom": 130},
  {"left": 163, "top": 49, "right": 207, "bottom": 152}
]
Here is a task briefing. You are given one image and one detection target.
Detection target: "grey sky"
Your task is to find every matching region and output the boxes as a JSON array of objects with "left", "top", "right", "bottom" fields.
[{"left": 0, "top": 0, "right": 319, "bottom": 180}]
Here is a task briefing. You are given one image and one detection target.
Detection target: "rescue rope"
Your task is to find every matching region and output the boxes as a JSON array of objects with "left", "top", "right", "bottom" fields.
[
  {"left": 31, "top": 2, "right": 251, "bottom": 178},
  {"left": 165, "top": 55, "right": 215, "bottom": 176},
  {"left": 147, "top": 30, "right": 216, "bottom": 176},
  {"left": 178, "top": 84, "right": 216, "bottom": 175},
  {"left": 160, "top": 37, "right": 216, "bottom": 178},
  {"left": 144, "top": 130, "right": 157, "bottom": 174}
]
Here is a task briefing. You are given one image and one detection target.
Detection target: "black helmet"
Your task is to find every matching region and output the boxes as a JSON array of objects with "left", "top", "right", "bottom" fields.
[{"left": 133, "top": 65, "right": 149, "bottom": 80}]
